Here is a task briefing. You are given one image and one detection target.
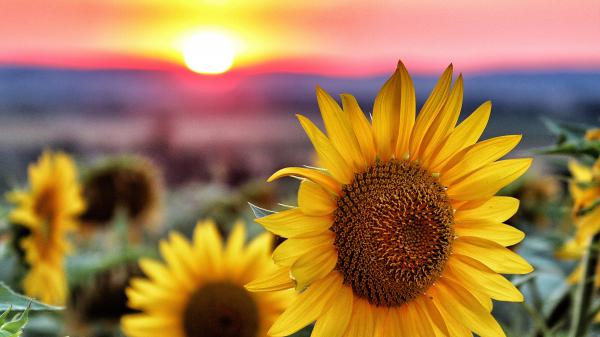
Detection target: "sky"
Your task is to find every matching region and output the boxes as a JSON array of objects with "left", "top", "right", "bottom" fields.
[{"left": 1, "top": 0, "right": 599, "bottom": 75}]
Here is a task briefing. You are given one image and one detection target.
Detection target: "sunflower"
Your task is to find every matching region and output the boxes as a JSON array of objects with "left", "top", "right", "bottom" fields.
[
  {"left": 80, "top": 156, "right": 163, "bottom": 232},
  {"left": 565, "top": 159, "right": 600, "bottom": 243},
  {"left": 247, "top": 62, "right": 533, "bottom": 337},
  {"left": 557, "top": 158, "right": 600, "bottom": 320},
  {"left": 7, "top": 151, "right": 85, "bottom": 305},
  {"left": 121, "top": 220, "right": 293, "bottom": 337}
]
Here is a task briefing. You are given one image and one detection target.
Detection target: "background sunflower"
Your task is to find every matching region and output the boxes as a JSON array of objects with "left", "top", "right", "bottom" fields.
[
  {"left": 121, "top": 220, "right": 293, "bottom": 337},
  {"left": 7, "top": 151, "right": 85, "bottom": 306}
]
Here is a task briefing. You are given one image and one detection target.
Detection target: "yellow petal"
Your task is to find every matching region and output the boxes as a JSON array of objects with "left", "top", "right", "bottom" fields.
[
  {"left": 311, "top": 283, "right": 353, "bottom": 337},
  {"left": 245, "top": 267, "right": 295, "bottom": 292},
  {"left": 446, "top": 254, "right": 524, "bottom": 302},
  {"left": 225, "top": 220, "right": 246, "bottom": 266},
  {"left": 192, "top": 220, "right": 224, "bottom": 276},
  {"left": 453, "top": 236, "right": 533, "bottom": 274},
  {"left": 341, "top": 94, "right": 376, "bottom": 166},
  {"left": 298, "top": 180, "right": 337, "bottom": 216},
  {"left": 409, "top": 64, "right": 453, "bottom": 159},
  {"left": 394, "top": 61, "right": 417, "bottom": 158},
  {"left": 268, "top": 166, "right": 341, "bottom": 196},
  {"left": 317, "top": 87, "right": 365, "bottom": 171},
  {"left": 297, "top": 114, "right": 353, "bottom": 184},
  {"left": 273, "top": 232, "right": 334, "bottom": 266},
  {"left": 291, "top": 244, "right": 338, "bottom": 290},
  {"left": 372, "top": 67, "right": 402, "bottom": 161},
  {"left": 420, "top": 75, "right": 464, "bottom": 166},
  {"left": 158, "top": 238, "right": 196, "bottom": 291},
  {"left": 433, "top": 278, "right": 506, "bottom": 337},
  {"left": 429, "top": 101, "right": 491, "bottom": 172},
  {"left": 442, "top": 135, "right": 523, "bottom": 185},
  {"left": 447, "top": 158, "right": 532, "bottom": 201},
  {"left": 343, "top": 298, "right": 375, "bottom": 337},
  {"left": 575, "top": 207, "right": 600, "bottom": 243},
  {"left": 455, "top": 220, "right": 525, "bottom": 246},
  {"left": 255, "top": 208, "right": 332, "bottom": 238},
  {"left": 404, "top": 300, "right": 436, "bottom": 337},
  {"left": 455, "top": 196, "right": 520, "bottom": 223},
  {"left": 417, "top": 295, "right": 450, "bottom": 337},
  {"left": 569, "top": 160, "right": 593, "bottom": 182},
  {"left": 268, "top": 273, "right": 342, "bottom": 336}
]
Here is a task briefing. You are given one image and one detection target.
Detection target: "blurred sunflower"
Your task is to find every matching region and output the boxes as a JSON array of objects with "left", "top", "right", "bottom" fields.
[
  {"left": 80, "top": 156, "right": 162, "bottom": 235},
  {"left": 7, "top": 151, "right": 85, "bottom": 305},
  {"left": 248, "top": 62, "right": 533, "bottom": 337},
  {"left": 121, "top": 220, "right": 293, "bottom": 337},
  {"left": 566, "top": 159, "right": 600, "bottom": 242},
  {"left": 557, "top": 158, "right": 600, "bottom": 320}
]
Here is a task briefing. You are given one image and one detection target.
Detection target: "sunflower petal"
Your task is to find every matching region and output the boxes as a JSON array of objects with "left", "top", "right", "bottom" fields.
[
  {"left": 273, "top": 232, "right": 334, "bottom": 266},
  {"left": 343, "top": 298, "right": 375, "bottom": 337},
  {"left": 455, "top": 220, "right": 525, "bottom": 246},
  {"left": 442, "top": 135, "right": 523, "bottom": 185},
  {"left": 255, "top": 208, "right": 332, "bottom": 238},
  {"left": 268, "top": 167, "right": 341, "bottom": 195},
  {"left": 455, "top": 196, "right": 520, "bottom": 222},
  {"left": 298, "top": 180, "right": 337, "bottom": 216},
  {"left": 429, "top": 101, "right": 491, "bottom": 171},
  {"left": 409, "top": 64, "right": 453, "bottom": 158},
  {"left": 420, "top": 75, "right": 464, "bottom": 165},
  {"left": 341, "top": 94, "right": 376, "bottom": 166},
  {"left": 268, "top": 273, "right": 342, "bottom": 336},
  {"left": 245, "top": 266, "right": 295, "bottom": 292},
  {"left": 433, "top": 278, "right": 506, "bottom": 337},
  {"left": 453, "top": 236, "right": 533, "bottom": 274},
  {"left": 297, "top": 114, "right": 353, "bottom": 184},
  {"left": 447, "top": 158, "right": 532, "bottom": 201},
  {"left": 311, "top": 283, "right": 353, "bottom": 337},
  {"left": 291, "top": 244, "right": 338, "bottom": 290},
  {"left": 446, "top": 254, "right": 524, "bottom": 302},
  {"left": 317, "top": 87, "right": 365, "bottom": 171},
  {"left": 372, "top": 67, "right": 402, "bottom": 160},
  {"left": 393, "top": 61, "right": 417, "bottom": 158}
]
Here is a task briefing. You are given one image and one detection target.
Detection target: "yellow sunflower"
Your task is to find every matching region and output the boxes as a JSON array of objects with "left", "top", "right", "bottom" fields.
[
  {"left": 121, "top": 220, "right": 293, "bottom": 337},
  {"left": 7, "top": 151, "right": 85, "bottom": 305},
  {"left": 557, "top": 158, "right": 600, "bottom": 320},
  {"left": 566, "top": 159, "right": 600, "bottom": 243},
  {"left": 247, "top": 62, "right": 533, "bottom": 337}
]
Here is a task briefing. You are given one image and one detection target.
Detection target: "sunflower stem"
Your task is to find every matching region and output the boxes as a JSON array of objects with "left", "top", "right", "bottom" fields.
[{"left": 569, "top": 231, "right": 600, "bottom": 337}]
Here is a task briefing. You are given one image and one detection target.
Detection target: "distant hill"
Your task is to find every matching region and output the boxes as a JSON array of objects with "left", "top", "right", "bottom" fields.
[{"left": 0, "top": 67, "right": 598, "bottom": 122}]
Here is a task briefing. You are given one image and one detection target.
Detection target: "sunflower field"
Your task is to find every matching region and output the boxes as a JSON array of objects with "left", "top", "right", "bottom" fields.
[
  {"left": 4, "top": 1, "right": 600, "bottom": 335},
  {"left": 0, "top": 60, "right": 598, "bottom": 337}
]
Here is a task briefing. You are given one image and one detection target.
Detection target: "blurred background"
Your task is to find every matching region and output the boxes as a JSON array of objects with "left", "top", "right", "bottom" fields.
[
  {"left": 0, "top": 0, "right": 599, "bottom": 336},
  {"left": 0, "top": 0, "right": 599, "bottom": 188}
]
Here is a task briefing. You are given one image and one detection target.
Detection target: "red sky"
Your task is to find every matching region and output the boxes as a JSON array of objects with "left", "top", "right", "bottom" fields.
[{"left": 1, "top": 0, "right": 599, "bottom": 75}]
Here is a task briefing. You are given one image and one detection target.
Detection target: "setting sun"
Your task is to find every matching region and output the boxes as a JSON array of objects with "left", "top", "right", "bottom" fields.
[{"left": 182, "top": 31, "right": 236, "bottom": 75}]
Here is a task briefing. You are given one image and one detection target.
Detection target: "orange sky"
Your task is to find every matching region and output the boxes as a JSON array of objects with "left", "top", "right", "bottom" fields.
[{"left": 1, "top": 0, "right": 599, "bottom": 75}]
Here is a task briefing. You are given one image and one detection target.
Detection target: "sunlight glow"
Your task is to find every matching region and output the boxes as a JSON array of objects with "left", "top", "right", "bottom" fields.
[{"left": 182, "top": 31, "right": 236, "bottom": 74}]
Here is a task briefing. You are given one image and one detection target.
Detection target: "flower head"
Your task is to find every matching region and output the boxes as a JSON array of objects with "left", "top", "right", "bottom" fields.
[
  {"left": 249, "top": 62, "right": 533, "bottom": 337},
  {"left": 7, "top": 151, "right": 85, "bottom": 305},
  {"left": 122, "top": 220, "right": 293, "bottom": 337}
]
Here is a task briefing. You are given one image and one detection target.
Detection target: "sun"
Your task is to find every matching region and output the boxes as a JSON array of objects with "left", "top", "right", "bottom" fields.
[{"left": 182, "top": 31, "right": 236, "bottom": 75}]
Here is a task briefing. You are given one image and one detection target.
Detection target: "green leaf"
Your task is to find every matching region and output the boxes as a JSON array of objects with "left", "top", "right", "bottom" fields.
[
  {"left": 0, "top": 307, "right": 29, "bottom": 337},
  {"left": 248, "top": 202, "right": 276, "bottom": 218},
  {"left": 538, "top": 119, "right": 600, "bottom": 158},
  {"left": 0, "top": 283, "right": 61, "bottom": 312}
]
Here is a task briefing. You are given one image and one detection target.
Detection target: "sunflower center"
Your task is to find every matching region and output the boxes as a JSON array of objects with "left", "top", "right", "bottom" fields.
[
  {"left": 183, "top": 282, "right": 259, "bottom": 337},
  {"left": 33, "top": 187, "right": 59, "bottom": 239},
  {"left": 331, "top": 159, "right": 454, "bottom": 307}
]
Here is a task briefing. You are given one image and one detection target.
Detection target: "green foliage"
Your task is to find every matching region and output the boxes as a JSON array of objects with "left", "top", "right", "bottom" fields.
[
  {"left": 0, "top": 283, "right": 60, "bottom": 312},
  {"left": 540, "top": 119, "right": 600, "bottom": 158},
  {"left": 0, "top": 307, "right": 29, "bottom": 337}
]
